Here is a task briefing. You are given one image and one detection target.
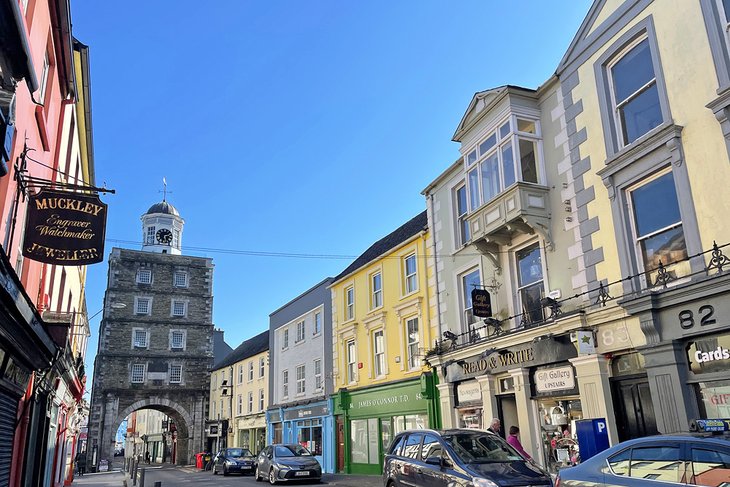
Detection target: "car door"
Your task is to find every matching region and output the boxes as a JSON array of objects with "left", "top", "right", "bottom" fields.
[
  {"left": 686, "top": 441, "right": 730, "bottom": 487},
  {"left": 257, "top": 447, "right": 269, "bottom": 474},
  {"left": 398, "top": 433, "right": 423, "bottom": 487},
  {"left": 605, "top": 442, "right": 688, "bottom": 487},
  {"left": 215, "top": 449, "right": 225, "bottom": 473},
  {"left": 418, "top": 433, "right": 451, "bottom": 487}
]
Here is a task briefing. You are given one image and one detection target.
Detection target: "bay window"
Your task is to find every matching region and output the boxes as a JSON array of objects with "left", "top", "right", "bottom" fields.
[{"left": 464, "top": 116, "right": 542, "bottom": 211}]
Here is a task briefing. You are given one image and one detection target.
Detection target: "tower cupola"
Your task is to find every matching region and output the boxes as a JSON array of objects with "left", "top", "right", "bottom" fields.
[{"left": 140, "top": 199, "right": 184, "bottom": 254}]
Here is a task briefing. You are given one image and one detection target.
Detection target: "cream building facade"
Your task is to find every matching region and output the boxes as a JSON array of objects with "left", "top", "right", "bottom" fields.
[
  {"left": 424, "top": 0, "right": 730, "bottom": 475},
  {"left": 207, "top": 330, "right": 269, "bottom": 454}
]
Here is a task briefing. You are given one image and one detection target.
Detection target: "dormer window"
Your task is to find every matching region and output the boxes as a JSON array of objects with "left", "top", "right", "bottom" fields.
[{"left": 464, "top": 116, "right": 542, "bottom": 212}]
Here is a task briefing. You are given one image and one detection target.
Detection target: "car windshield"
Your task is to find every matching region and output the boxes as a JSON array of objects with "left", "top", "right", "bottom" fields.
[
  {"left": 442, "top": 432, "right": 524, "bottom": 463},
  {"left": 275, "top": 445, "right": 312, "bottom": 457},
  {"left": 226, "top": 448, "right": 252, "bottom": 457}
]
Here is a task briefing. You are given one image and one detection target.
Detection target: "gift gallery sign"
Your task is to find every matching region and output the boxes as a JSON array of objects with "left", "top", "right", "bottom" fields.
[
  {"left": 23, "top": 189, "right": 107, "bottom": 265},
  {"left": 534, "top": 365, "right": 575, "bottom": 393}
]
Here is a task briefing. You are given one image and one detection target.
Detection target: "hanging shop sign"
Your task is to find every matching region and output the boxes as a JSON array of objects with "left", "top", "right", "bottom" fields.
[
  {"left": 22, "top": 189, "right": 107, "bottom": 265},
  {"left": 471, "top": 289, "right": 492, "bottom": 317},
  {"left": 534, "top": 365, "right": 575, "bottom": 393}
]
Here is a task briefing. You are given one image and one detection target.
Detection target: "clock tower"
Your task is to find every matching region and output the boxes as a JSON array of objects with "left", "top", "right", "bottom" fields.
[{"left": 141, "top": 199, "right": 184, "bottom": 255}]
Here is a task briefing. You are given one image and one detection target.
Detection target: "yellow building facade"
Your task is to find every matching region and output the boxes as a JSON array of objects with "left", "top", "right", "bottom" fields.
[{"left": 330, "top": 211, "right": 440, "bottom": 474}]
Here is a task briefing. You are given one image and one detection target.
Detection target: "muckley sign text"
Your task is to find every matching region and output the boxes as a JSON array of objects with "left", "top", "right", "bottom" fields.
[{"left": 23, "top": 189, "right": 107, "bottom": 265}]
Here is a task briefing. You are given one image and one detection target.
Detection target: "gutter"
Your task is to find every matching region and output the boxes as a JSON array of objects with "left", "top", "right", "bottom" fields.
[
  {"left": 49, "top": 0, "right": 75, "bottom": 98},
  {"left": 2, "top": 0, "right": 39, "bottom": 92},
  {"left": 73, "top": 39, "right": 95, "bottom": 185}
]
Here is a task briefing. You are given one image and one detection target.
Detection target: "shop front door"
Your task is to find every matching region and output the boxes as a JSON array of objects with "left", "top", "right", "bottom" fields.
[
  {"left": 611, "top": 377, "right": 658, "bottom": 442},
  {"left": 336, "top": 416, "right": 344, "bottom": 472},
  {"left": 497, "top": 395, "right": 517, "bottom": 439}
]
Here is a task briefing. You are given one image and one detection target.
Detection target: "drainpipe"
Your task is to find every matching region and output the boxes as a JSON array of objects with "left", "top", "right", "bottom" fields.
[{"left": 426, "top": 194, "right": 443, "bottom": 340}]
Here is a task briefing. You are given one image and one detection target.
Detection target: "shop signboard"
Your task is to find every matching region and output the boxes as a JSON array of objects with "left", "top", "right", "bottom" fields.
[
  {"left": 471, "top": 289, "right": 492, "bottom": 317},
  {"left": 534, "top": 365, "right": 575, "bottom": 394},
  {"left": 283, "top": 403, "right": 329, "bottom": 420},
  {"left": 22, "top": 189, "right": 108, "bottom": 265},
  {"left": 456, "top": 381, "right": 481, "bottom": 405},
  {"left": 341, "top": 378, "right": 431, "bottom": 418},
  {"left": 687, "top": 333, "right": 730, "bottom": 375}
]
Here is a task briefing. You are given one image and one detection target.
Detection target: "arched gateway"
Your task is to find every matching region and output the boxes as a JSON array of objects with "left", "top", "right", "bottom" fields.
[{"left": 87, "top": 200, "right": 214, "bottom": 469}]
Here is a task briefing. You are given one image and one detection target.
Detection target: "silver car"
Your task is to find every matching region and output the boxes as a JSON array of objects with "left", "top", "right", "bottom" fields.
[
  {"left": 255, "top": 444, "right": 322, "bottom": 484},
  {"left": 556, "top": 434, "right": 730, "bottom": 487}
]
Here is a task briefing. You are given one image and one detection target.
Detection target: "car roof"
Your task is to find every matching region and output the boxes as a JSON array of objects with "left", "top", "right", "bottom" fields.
[
  {"left": 395, "top": 428, "right": 498, "bottom": 437},
  {"left": 618, "top": 434, "right": 730, "bottom": 445}
]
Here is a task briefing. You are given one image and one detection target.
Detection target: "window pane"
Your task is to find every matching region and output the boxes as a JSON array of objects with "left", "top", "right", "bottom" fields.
[
  {"left": 620, "top": 82, "right": 662, "bottom": 144},
  {"left": 481, "top": 152, "right": 501, "bottom": 202},
  {"left": 422, "top": 434, "right": 442, "bottom": 461},
  {"left": 517, "top": 243, "right": 542, "bottom": 287},
  {"left": 691, "top": 448, "right": 730, "bottom": 487},
  {"left": 631, "top": 172, "right": 681, "bottom": 238},
  {"left": 520, "top": 282, "right": 544, "bottom": 324},
  {"left": 499, "top": 121, "right": 511, "bottom": 139},
  {"left": 462, "top": 269, "right": 481, "bottom": 309},
  {"left": 468, "top": 168, "right": 480, "bottom": 210},
  {"left": 723, "top": 0, "right": 730, "bottom": 22},
  {"left": 517, "top": 119, "right": 536, "bottom": 134},
  {"left": 612, "top": 38, "right": 655, "bottom": 103},
  {"left": 518, "top": 139, "right": 538, "bottom": 184},
  {"left": 350, "top": 420, "right": 369, "bottom": 464},
  {"left": 403, "top": 434, "right": 422, "bottom": 460},
  {"left": 629, "top": 446, "right": 681, "bottom": 481},
  {"left": 467, "top": 149, "right": 477, "bottom": 166},
  {"left": 479, "top": 133, "right": 496, "bottom": 155},
  {"left": 640, "top": 226, "right": 688, "bottom": 283},
  {"left": 456, "top": 186, "right": 467, "bottom": 216},
  {"left": 608, "top": 449, "right": 631, "bottom": 476},
  {"left": 501, "top": 142, "right": 516, "bottom": 188}
]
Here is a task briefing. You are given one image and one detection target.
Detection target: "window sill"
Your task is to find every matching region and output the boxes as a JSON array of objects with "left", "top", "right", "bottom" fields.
[
  {"left": 400, "top": 290, "right": 418, "bottom": 300},
  {"left": 601, "top": 122, "right": 681, "bottom": 171}
]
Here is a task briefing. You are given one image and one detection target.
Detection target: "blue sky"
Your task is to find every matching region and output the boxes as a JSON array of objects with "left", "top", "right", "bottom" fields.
[{"left": 72, "top": 0, "right": 592, "bottom": 382}]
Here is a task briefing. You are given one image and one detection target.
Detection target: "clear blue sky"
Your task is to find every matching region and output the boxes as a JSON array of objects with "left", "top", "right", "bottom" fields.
[{"left": 72, "top": 1, "right": 592, "bottom": 384}]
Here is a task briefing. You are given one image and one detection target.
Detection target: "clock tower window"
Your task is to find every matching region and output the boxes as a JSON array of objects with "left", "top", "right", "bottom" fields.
[{"left": 146, "top": 226, "right": 155, "bottom": 244}]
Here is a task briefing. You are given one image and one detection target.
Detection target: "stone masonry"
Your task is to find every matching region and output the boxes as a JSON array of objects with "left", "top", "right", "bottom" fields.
[{"left": 87, "top": 247, "right": 214, "bottom": 468}]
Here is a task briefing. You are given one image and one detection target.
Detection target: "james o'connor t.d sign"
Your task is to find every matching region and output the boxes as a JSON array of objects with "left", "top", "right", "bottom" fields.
[{"left": 23, "top": 189, "right": 107, "bottom": 265}]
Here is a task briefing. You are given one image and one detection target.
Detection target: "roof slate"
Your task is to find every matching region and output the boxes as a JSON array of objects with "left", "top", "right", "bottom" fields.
[
  {"left": 333, "top": 211, "right": 427, "bottom": 283},
  {"left": 213, "top": 329, "right": 269, "bottom": 370}
]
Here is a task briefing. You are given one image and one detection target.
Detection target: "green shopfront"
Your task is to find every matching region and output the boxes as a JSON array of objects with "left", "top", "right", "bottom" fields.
[{"left": 333, "top": 374, "right": 439, "bottom": 475}]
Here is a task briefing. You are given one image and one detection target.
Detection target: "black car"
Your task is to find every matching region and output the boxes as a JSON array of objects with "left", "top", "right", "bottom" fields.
[
  {"left": 212, "top": 447, "right": 257, "bottom": 476},
  {"left": 383, "top": 429, "right": 552, "bottom": 487}
]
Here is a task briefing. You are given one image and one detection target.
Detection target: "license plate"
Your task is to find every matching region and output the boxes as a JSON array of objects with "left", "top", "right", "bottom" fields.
[{"left": 295, "top": 471, "right": 310, "bottom": 476}]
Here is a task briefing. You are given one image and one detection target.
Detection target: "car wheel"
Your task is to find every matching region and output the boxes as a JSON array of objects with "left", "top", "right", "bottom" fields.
[
  {"left": 255, "top": 466, "right": 262, "bottom": 481},
  {"left": 269, "top": 468, "right": 277, "bottom": 485},
  {"left": 223, "top": 465, "right": 229, "bottom": 476},
  {"left": 212, "top": 465, "right": 217, "bottom": 475}
]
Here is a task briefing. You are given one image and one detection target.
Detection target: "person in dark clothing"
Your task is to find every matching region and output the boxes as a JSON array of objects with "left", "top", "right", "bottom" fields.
[
  {"left": 145, "top": 451, "right": 151, "bottom": 464},
  {"left": 487, "top": 418, "right": 502, "bottom": 437},
  {"left": 75, "top": 451, "right": 87, "bottom": 476}
]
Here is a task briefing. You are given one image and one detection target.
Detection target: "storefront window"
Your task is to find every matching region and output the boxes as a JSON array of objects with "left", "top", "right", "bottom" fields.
[
  {"left": 272, "top": 423, "right": 282, "bottom": 444},
  {"left": 350, "top": 419, "right": 369, "bottom": 464},
  {"left": 457, "top": 407, "right": 482, "bottom": 429},
  {"left": 537, "top": 398, "right": 582, "bottom": 473},
  {"left": 381, "top": 418, "right": 392, "bottom": 452},
  {"left": 296, "top": 419, "right": 323, "bottom": 456},
  {"left": 393, "top": 414, "right": 428, "bottom": 434},
  {"left": 695, "top": 379, "right": 730, "bottom": 419}
]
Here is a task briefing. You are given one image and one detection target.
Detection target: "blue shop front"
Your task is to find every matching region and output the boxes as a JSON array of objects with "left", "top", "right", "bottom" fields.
[{"left": 267, "top": 399, "right": 334, "bottom": 473}]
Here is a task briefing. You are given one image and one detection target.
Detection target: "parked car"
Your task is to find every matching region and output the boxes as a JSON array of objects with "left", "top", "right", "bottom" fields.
[
  {"left": 556, "top": 434, "right": 730, "bottom": 487},
  {"left": 383, "top": 428, "right": 551, "bottom": 487},
  {"left": 212, "top": 447, "right": 257, "bottom": 476},
  {"left": 255, "top": 444, "right": 322, "bottom": 484}
]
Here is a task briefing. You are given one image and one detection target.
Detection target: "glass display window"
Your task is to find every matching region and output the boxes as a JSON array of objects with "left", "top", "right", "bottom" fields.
[
  {"left": 537, "top": 397, "right": 582, "bottom": 473},
  {"left": 296, "top": 418, "right": 323, "bottom": 456},
  {"left": 457, "top": 407, "right": 483, "bottom": 429},
  {"left": 695, "top": 379, "right": 730, "bottom": 419}
]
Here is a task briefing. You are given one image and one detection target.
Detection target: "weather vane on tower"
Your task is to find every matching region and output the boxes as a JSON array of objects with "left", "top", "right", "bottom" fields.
[{"left": 160, "top": 177, "right": 172, "bottom": 202}]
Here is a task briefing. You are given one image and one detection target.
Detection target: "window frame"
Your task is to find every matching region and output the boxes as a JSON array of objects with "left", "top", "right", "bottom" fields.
[
  {"left": 406, "top": 317, "right": 420, "bottom": 370},
  {"left": 259, "top": 357, "right": 265, "bottom": 378},
  {"left": 296, "top": 320, "right": 305, "bottom": 343},
  {"left": 136, "top": 269, "right": 152, "bottom": 285},
  {"left": 296, "top": 364, "right": 306, "bottom": 395},
  {"left": 131, "top": 363, "right": 146, "bottom": 384},
  {"left": 146, "top": 226, "right": 156, "bottom": 244},
  {"left": 594, "top": 17, "right": 672, "bottom": 157},
  {"left": 134, "top": 296, "right": 152, "bottom": 315},
  {"left": 404, "top": 253, "right": 418, "bottom": 295},
  {"left": 314, "top": 359, "right": 322, "bottom": 391},
  {"left": 314, "top": 311, "right": 322, "bottom": 336},
  {"left": 132, "top": 328, "right": 148, "bottom": 349},
  {"left": 373, "top": 329, "right": 386, "bottom": 377},
  {"left": 345, "top": 286, "right": 355, "bottom": 321},
  {"left": 171, "top": 299, "right": 187, "bottom": 317},
  {"left": 454, "top": 182, "right": 470, "bottom": 247},
  {"left": 237, "top": 394, "right": 243, "bottom": 415},
  {"left": 248, "top": 391, "right": 254, "bottom": 413},
  {"left": 513, "top": 240, "right": 547, "bottom": 325},
  {"left": 458, "top": 266, "right": 482, "bottom": 330},
  {"left": 282, "top": 328, "right": 289, "bottom": 349},
  {"left": 282, "top": 369, "right": 289, "bottom": 398},
  {"left": 462, "top": 114, "right": 544, "bottom": 212},
  {"left": 170, "top": 329, "right": 186, "bottom": 350},
  {"left": 371, "top": 271, "right": 383, "bottom": 309},
  {"left": 238, "top": 364, "right": 244, "bottom": 384},
  {"left": 169, "top": 364, "right": 182, "bottom": 384},
  {"left": 173, "top": 270, "right": 188, "bottom": 288},
  {"left": 346, "top": 340, "right": 357, "bottom": 384},
  {"left": 259, "top": 389, "right": 265, "bottom": 411}
]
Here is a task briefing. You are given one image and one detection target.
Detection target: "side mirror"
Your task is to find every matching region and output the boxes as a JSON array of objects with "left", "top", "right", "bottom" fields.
[{"left": 425, "top": 456, "right": 442, "bottom": 466}]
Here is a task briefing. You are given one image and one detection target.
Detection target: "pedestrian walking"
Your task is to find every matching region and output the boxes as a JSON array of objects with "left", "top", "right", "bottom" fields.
[
  {"left": 145, "top": 451, "right": 150, "bottom": 464},
  {"left": 75, "top": 451, "right": 87, "bottom": 476},
  {"left": 487, "top": 418, "right": 502, "bottom": 437},
  {"left": 506, "top": 426, "right": 531, "bottom": 460}
]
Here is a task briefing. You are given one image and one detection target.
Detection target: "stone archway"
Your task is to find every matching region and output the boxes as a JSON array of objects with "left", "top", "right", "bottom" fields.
[{"left": 112, "top": 397, "right": 198, "bottom": 466}]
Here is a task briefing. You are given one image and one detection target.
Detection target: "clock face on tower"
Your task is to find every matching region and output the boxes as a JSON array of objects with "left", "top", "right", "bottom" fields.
[{"left": 156, "top": 228, "right": 173, "bottom": 244}]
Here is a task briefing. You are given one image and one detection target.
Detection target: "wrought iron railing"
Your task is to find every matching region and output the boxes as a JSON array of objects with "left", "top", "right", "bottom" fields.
[{"left": 427, "top": 241, "right": 730, "bottom": 357}]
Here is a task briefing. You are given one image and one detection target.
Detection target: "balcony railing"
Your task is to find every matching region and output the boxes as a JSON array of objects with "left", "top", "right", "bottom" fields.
[{"left": 428, "top": 241, "right": 730, "bottom": 357}]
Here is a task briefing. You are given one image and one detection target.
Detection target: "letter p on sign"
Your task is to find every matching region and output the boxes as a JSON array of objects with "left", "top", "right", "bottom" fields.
[{"left": 597, "top": 421, "right": 606, "bottom": 433}]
